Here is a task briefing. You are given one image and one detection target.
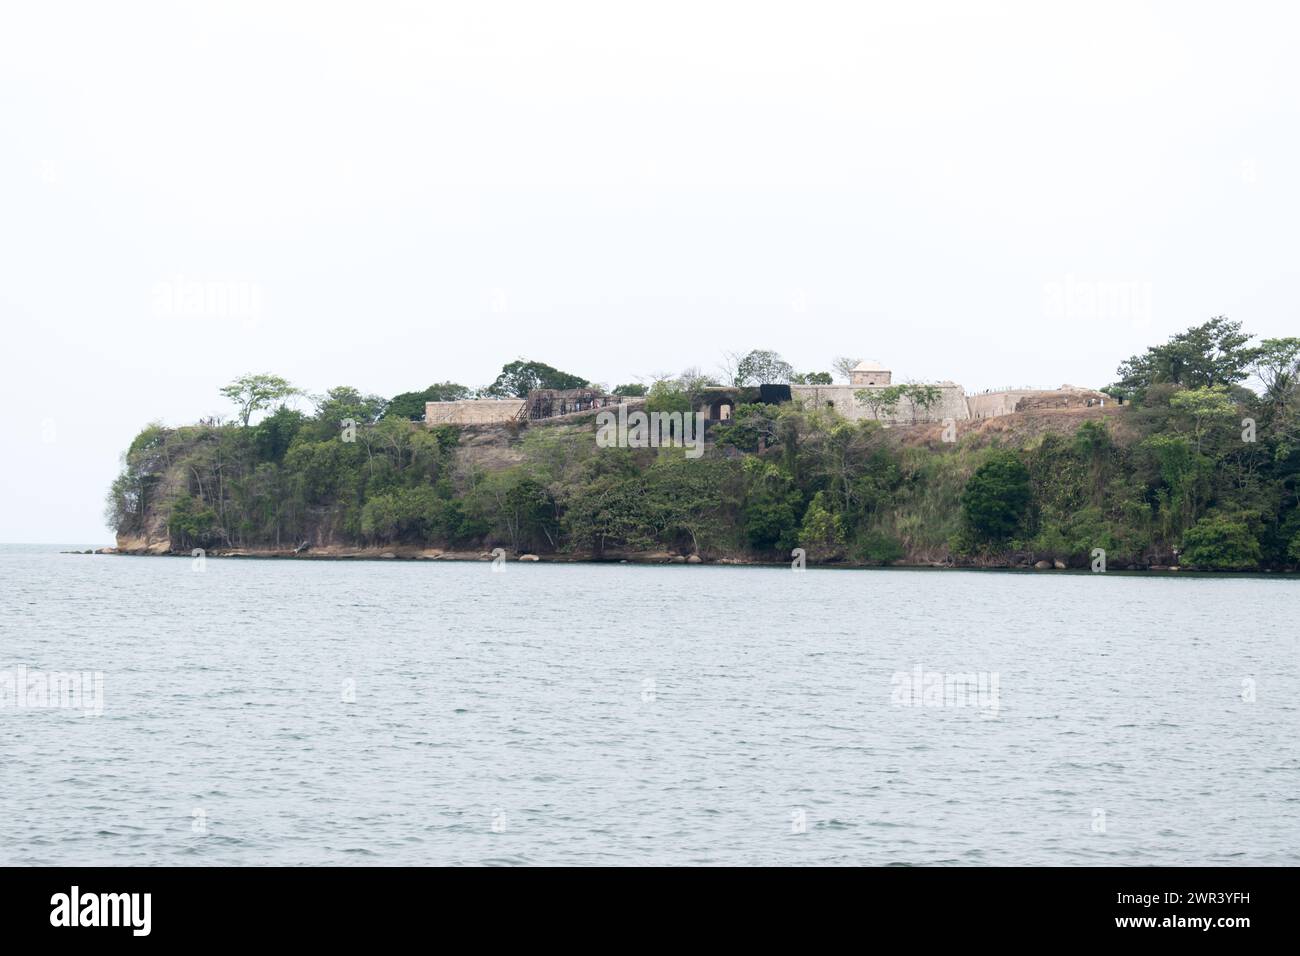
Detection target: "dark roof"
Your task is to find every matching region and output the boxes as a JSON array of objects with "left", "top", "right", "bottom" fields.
[{"left": 758, "top": 384, "right": 793, "bottom": 404}]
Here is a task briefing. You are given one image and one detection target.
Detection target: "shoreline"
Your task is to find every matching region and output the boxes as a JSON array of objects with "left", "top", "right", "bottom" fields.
[{"left": 66, "top": 544, "right": 1299, "bottom": 576}]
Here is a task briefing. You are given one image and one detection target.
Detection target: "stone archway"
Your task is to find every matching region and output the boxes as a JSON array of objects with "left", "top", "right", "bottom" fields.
[{"left": 708, "top": 398, "right": 734, "bottom": 421}]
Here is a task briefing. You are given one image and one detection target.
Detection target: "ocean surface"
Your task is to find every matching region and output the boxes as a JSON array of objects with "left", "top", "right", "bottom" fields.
[{"left": 1, "top": 543, "right": 1296, "bottom": 866}]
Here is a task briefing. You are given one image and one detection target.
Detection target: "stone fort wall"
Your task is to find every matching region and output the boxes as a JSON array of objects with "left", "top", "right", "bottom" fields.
[
  {"left": 425, "top": 399, "right": 525, "bottom": 425},
  {"left": 966, "top": 385, "right": 1109, "bottom": 419},
  {"left": 790, "top": 384, "right": 971, "bottom": 424}
]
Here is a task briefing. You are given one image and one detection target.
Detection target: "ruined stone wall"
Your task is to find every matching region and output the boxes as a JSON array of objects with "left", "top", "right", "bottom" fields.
[
  {"left": 1014, "top": 389, "right": 1110, "bottom": 412},
  {"left": 967, "top": 386, "right": 1108, "bottom": 419},
  {"left": 966, "top": 390, "right": 1030, "bottom": 419},
  {"left": 425, "top": 399, "right": 526, "bottom": 425},
  {"left": 790, "top": 384, "right": 970, "bottom": 424}
]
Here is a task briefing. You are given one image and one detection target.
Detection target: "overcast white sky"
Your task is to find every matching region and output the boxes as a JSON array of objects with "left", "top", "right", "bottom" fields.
[{"left": 2, "top": 1, "right": 1297, "bottom": 543}]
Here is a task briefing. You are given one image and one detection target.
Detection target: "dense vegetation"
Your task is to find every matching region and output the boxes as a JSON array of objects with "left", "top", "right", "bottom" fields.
[{"left": 108, "top": 326, "right": 1300, "bottom": 570}]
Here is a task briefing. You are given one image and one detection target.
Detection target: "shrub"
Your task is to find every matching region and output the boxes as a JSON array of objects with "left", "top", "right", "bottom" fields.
[
  {"left": 960, "top": 451, "right": 1031, "bottom": 543},
  {"left": 1180, "top": 514, "right": 1261, "bottom": 570}
]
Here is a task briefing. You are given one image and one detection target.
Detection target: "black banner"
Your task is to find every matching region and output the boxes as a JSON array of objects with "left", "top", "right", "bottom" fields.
[{"left": 0, "top": 866, "right": 1285, "bottom": 944}]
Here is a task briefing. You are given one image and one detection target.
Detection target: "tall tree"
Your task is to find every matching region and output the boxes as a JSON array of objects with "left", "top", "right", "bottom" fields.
[
  {"left": 961, "top": 452, "right": 1032, "bottom": 543},
  {"left": 832, "top": 357, "right": 862, "bottom": 383},
  {"left": 1111, "top": 317, "right": 1256, "bottom": 401},
  {"left": 734, "top": 349, "right": 794, "bottom": 385},
  {"left": 856, "top": 384, "right": 906, "bottom": 421},
  {"left": 314, "top": 386, "right": 388, "bottom": 426},
  {"left": 904, "top": 383, "right": 943, "bottom": 423},
  {"left": 484, "top": 360, "right": 589, "bottom": 398},
  {"left": 1251, "top": 337, "right": 1300, "bottom": 413},
  {"left": 220, "top": 373, "right": 300, "bottom": 427}
]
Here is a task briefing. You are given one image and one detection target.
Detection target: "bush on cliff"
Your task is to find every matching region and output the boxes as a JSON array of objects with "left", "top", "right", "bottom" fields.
[{"left": 960, "top": 451, "right": 1032, "bottom": 545}]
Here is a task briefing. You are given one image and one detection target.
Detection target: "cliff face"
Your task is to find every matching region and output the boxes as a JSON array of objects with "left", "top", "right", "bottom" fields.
[{"left": 114, "top": 448, "right": 186, "bottom": 554}]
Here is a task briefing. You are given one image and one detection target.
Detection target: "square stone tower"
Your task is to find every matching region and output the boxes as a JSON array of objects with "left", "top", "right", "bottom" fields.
[{"left": 849, "top": 360, "right": 892, "bottom": 387}]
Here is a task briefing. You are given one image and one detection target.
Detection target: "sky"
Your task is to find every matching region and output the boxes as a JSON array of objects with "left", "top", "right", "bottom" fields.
[{"left": 1, "top": 0, "right": 1298, "bottom": 543}]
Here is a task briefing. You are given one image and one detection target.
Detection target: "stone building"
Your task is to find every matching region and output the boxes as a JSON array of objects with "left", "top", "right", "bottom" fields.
[
  {"left": 849, "top": 359, "right": 892, "bottom": 387},
  {"left": 791, "top": 361, "right": 970, "bottom": 424}
]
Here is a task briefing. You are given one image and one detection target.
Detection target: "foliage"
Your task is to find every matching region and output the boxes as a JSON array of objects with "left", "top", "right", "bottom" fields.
[
  {"left": 1111, "top": 317, "right": 1255, "bottom": 401},
  {"left": 855, "top": 530, "right": 904, "bottom": 565},
  {"left": 108, "top": 323, "right": 1300, "bottom": 572},
  {"left": 484, "top": 360, "right": 589, "bottom": 398},
  {"left": 832, "top": 357, "right": 862, "bottom": 383},
  {"left": 220, "top": 373, "right": 300, "bottom": 427},
  {"left": 1251, "top": 338, "right": 1300, "bottom": 416},
  {"left": 856, "top": 384, "right": 907, "bottom": 421},
  {"left": 740, "top": 458, "right": 801, "bottom": 552},
  {"left": 798, "top": 490, "right": 845, "bottom": 559},
  {"left": 644, "top": 380, "right": 693, "bottom": 415},
  {"left": 386, "top": 382, "right": 472, "bottom": 421},
  {"left": 1180, "top": 514, "right": 1262, "bottom": 570},
  {"left": 961, "top": 451, "right": 1032, "bottom": 544},
  {"left": 167, "top": 494, "right": 219, "bottom": 549},
  {"left": 734, "top": 349, "right": 793, "bottom": 386}
]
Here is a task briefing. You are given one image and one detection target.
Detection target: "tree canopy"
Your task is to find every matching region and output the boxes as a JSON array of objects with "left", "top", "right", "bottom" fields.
[
  {"left": 961, "top": 451, "right": 1032, "bottom": 543},
  {"left": 484, "top": 360, "right": 590, "bottom": 398},
  {"left": 220, "top": 373, "right": 300, "bottom": 427},
  {"left": 734, "top": 349, "right": 794, "bottom": 386},
  {"left": 1110, "top": 317, "right": 1256, "bottom": 401}
]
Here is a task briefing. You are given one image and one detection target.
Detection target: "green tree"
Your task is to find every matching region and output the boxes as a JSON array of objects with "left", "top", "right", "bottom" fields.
[
  {"left": 734, "top": 349, "right": 794, "bottom": 386},
  {"left": 1140, "top": 433, "right": 1202, "bottom": 537},
  {"left": 167, "top": 494, "right": 219, "bottom": 549},
  {"left": 856, "top": 384, "right": 906, "bottom": 421},
  {"left": 1287, "top": 528, "right": 1300, "bottom": 565},
  {"left": 1167, "top": 385, "right": 1237, "bottom": 454},
  {"left": 467, "top": 469, "right": 559, "bottom": 552},
  {"left": 644, "top": 379, "right": 692, "bottom": 415},
  {"left": 1251, "top": 337, "right": 1300, "bottom": 414},
  {"left": 1180, "top": 514, "right": 1261, "bottom": 569},
  {"left": 641, "top": 455, "right": 731, "bottom": 555},
  {"left": 314, "top": 386, "right": 387, "bottom": 427},
  {"left": 1112, "top": 317, "right": 1256, "bottom": 401},
  {"left": 855, "top": 530, "right": 904, "bottom": 565},
  {"left": 713, "top": 403, "right": 780, "bottom": 453},
  {"left": 832, "top": 357, "right": 862, "bottom": 383},
  {"left": 220, "top": 373, "right": 300, "bottom": 427},
  {"left": 798, "top": 490, "right": 845, "bottom": 560},
  {"left": 612, "top": 383, "right": 648, "bottom": 397},
  {"left": 252, "top": 406, "right": 305, "bottom": 462},
  {"left": 791, "top": 371, "right": 833, "bottom": 385},
  {"left": 961, "top": 451, "right": 1031, "bottom": 543},
  {"left": 904, "top": 382, "right": 943, "bottom": 423},
  {"left": 484, "top": 360, "right": 589, "bottom": 398},
  {"left": 104, "top": 422, "right": 169, "bottom": 536},
  {"left": 740, "top": 459, "right": 801, "bottom": 552}
]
